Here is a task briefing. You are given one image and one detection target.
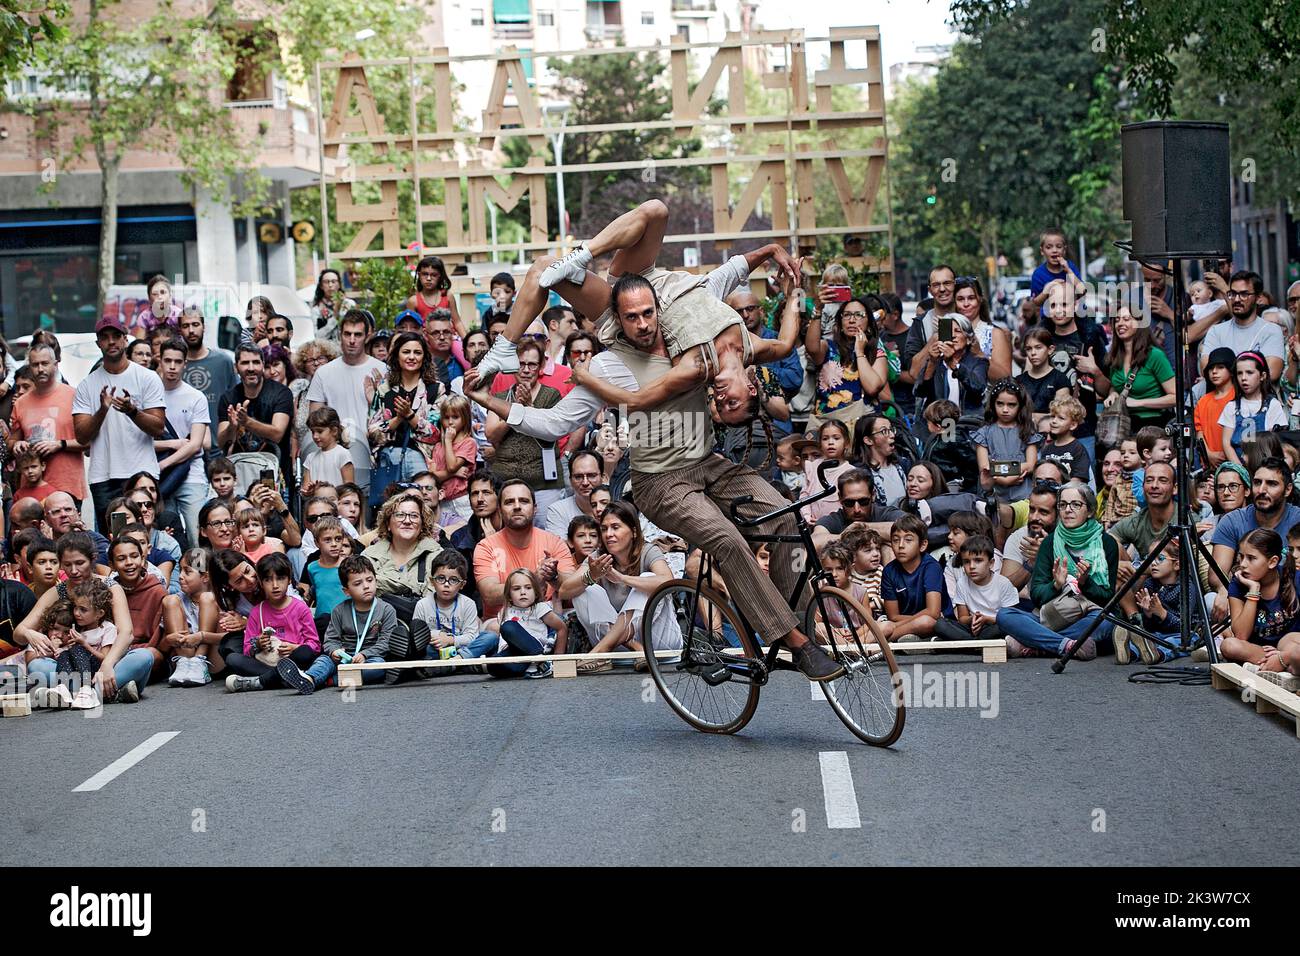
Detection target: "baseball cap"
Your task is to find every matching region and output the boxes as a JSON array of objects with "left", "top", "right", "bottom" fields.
[
  {"left": 394, "top": 309, "right": 423, "bottom": 328},
  {"left": 95, "top": 315, "right": 128, "bottom": 334},
  {"left": 1205, "top": 347, "right": 1236, "bottom": 372}
]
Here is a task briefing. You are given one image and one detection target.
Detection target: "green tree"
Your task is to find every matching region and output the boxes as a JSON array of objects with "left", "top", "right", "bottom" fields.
[
  {"left": 889, "top": 0, "right": 1126, "bottom": 280},
  {"left": 0, "top": 0, "right": 64, "bottom": 83},
  {"left": 952, "top": 0, "right": 1300, "bottom": 207},
  {"left": 544, "top": 51, "right": 703, "bottom": 234},
  {"left": 21, "top": 0, "right": 417, "bottom": 317}
]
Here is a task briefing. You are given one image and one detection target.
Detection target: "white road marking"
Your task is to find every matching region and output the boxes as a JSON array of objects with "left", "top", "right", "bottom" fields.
[
  {"left": 812, "top": 681, "right": 822, "bottom": 700},
  {"left": 73, "top": 732, "right": 180, "bottom": 793},
  {"left": 818, "top": 751, "right": 862, "bottom": 829}
]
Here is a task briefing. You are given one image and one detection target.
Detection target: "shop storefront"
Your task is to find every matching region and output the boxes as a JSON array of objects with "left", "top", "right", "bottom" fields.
[{"left": 0, "top": 204, "right": 196, "bottom": 340}]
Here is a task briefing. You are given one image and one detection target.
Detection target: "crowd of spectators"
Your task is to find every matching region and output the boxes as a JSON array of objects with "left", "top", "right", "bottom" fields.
[{"left": 8, "top": 219, "right": 1300, "bottom": 711}]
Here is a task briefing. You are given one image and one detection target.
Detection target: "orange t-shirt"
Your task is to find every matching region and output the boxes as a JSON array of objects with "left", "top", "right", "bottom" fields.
[
  {"left": 1195, "top": 390, "right": 1234, "bottom": 454},
  {"left": 473, "top": 527, "right": 576, "bottom": 619},
  {"left": 10, "top": 384, "right": 88, "bottom": 500}
]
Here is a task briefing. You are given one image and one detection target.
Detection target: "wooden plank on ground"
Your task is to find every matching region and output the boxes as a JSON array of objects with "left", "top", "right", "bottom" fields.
[
  {"left": 333, "top": 638, "right": 1007, "bottom": 689},
  {"left": 1, "top": 693, "right": 31, "bottom": 717},
  {"left": 1210, "top": 663, "right": 1300, "bottom": 738}
]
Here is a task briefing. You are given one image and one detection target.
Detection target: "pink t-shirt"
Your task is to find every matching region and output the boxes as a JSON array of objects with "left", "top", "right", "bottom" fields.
[
  {"left": 244, "top": 596, "right": 320, "bottom": 655},
  {"left": 432, "top": 434, "right": 479, "bottom": 503},
  {"left": 800, "top": 458, "right": 855, "bottom": 523}
]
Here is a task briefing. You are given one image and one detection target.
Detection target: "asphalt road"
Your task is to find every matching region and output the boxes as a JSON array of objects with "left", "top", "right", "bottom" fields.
[{"left": 3, "top": 654, "right": 1296, "bottom": 866}]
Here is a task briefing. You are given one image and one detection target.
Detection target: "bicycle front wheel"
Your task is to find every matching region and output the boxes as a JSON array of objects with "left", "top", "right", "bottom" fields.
[
  {"left": 641, "top": 580, "right": 762, "bottom": 735},
  {"left": 805, "top": 586, "right": 905, "bottom": 747}
]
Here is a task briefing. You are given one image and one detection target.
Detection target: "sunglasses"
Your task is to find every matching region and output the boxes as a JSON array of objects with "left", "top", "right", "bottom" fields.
[{"left": 841, "top": 497, "right": 873, "bottom": 509}]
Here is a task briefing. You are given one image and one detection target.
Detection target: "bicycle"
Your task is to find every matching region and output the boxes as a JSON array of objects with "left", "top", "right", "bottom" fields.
[{"left": 639, "top": 461, "right": 905, "bottom": 746}]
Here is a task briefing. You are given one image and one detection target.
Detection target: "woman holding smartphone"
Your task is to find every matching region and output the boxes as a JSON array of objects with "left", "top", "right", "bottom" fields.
[{"left": 805, "top": 293, "right": 891, "bottom": 428}]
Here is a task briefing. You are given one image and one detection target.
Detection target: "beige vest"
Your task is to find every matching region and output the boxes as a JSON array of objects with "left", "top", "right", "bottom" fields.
[{"left": 610, "top": 338, "right": 714, "bottom": 474}]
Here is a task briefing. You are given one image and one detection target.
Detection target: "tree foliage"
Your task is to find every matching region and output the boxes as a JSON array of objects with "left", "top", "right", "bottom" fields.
[
  {"left": 889, "top": 0, "right": 1128, "bottom": 280},
  {"left": 0, "top": 0, "right": 65, "bottom": 83},
  {"left": 544, "top": 51, "right": 703, "bottom": 235},
  {"left": 951, "top": 0, "right": 1300, "bottom": 207},
  {"left": 20, "top": 0, "right": 418, "bottom": 314}
]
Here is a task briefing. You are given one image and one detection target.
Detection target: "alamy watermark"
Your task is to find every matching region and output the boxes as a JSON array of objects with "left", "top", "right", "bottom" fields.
[{"left": 892, "top": 663, "right": 1000, "bottom": 718}]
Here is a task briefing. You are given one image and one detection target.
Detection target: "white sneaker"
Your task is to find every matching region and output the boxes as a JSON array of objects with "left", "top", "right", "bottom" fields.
[
  {"left": 539, "top": 243, "right": 592, "bottom": 289},
  {"left": 168, "top": 657, "right": 189, "bottom": 686},
  {"left": 192, "top": 655, "right": 212, "bottom": 685},
  {"left": 474, "top": 334, "right": 521, "bottom": 381},
  {"left": 70, "top": 685, "right": 102, "bottom": 710},
  {"left": 30, "top": 685, "right": 73, "bottom": 709},
  {"left": 225, "top": 674, "right": 263, "bottom": 693}
]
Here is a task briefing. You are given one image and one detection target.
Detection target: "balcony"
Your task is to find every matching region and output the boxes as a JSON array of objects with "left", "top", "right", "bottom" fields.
[
  {"left": 671, "top": 0, "right": 715, "bottom": 16},
  {"left": 584, "top": 24, "right": 623, "bottom": 41},
  {"left": 224, "top": 101, "right": 321, "bottom": 185},
  {"left": 493, "top": 22, "right": 534, "bottom": 39}
]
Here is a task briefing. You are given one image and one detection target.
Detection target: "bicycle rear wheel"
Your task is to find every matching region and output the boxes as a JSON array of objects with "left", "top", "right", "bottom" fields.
[
  {"left": 641, "top": 580, "right": 762, "bottom": 735},
  {"left": 805, "top": 586, "right": 905, "bottom": 747}
]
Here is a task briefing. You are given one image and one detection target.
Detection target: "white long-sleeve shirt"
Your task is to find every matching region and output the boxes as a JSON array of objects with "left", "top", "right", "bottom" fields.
[{"left": 507, "top": 256, "right": 752, "bottom": 443}]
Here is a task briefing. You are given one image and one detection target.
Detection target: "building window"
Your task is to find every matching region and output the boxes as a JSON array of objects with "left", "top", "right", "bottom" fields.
[
  {"left": 471, "top": 8, "right": 485, "bottom": 25},
  {"left": 538, "top": 8, "right": 554, "bottom": 24},
  {"left": 677, "top": 24, "right": 690, "bottom": 42},
  {"left": 641, "top": 10, "right": 653, "bottom": 23}
]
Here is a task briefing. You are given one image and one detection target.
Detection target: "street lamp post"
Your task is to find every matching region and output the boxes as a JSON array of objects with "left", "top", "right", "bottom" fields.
[{"left": 544, "top": 100, "right": 571, "bottom": 253}]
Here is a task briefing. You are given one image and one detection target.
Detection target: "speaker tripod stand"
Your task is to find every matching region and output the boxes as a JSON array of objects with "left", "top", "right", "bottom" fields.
[{"left": 1053, "top": 254, "right": 1229, "bottom": 674}]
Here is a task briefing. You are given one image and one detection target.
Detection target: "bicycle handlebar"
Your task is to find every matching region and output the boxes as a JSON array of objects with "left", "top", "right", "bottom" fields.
[{"left": 728, "top": 458, "right": 839, "bottom": 528}]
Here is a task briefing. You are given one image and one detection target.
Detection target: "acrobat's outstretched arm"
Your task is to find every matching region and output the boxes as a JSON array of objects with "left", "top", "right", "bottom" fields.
[
  {"left": 749, "top": 267, "right": 804, "bottom": 365},
  {"left": 569, "top": 353, "right": 708, "bottom": 413}
]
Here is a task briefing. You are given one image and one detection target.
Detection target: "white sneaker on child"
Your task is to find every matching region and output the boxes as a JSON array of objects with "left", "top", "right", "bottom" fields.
[
  {"left": 192, "top": 655, "right": 212, "bottom": 685},
  {"left": 70, "top": 685, "right": 102, "bottom": 710},
  {"left": 168, "top": 657, "right": 189, "bottom": 686}
]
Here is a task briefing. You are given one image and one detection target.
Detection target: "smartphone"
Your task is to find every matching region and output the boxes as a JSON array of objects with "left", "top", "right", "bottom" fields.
[
  {"left": 110, "top": 512, "right": 127, "bottom": 536},
  {"left": 938, "top": 317, "right": 954, "bottom": 342},
  {"left": 825, "top": 285, "right": 853, "bottom": 303},
  {"left": 991, "top": 460, "right": 1019, "bottom": 478},
  {"left": 260, "top": 469, "right": 274, "bottom": 482}
]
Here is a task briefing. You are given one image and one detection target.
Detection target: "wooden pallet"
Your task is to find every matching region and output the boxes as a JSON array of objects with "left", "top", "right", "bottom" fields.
[
  {"left": 1, "top": 693, "right": 31, "bottom": 718},
  {"left": 1211, "top": 663, "right": 1300, "bottom": 738},
  {"left": 335, "top": 638, "right": 1008, "bottom": 688},
  {"left": 873, "top": 640, "right": 1007, "bottom": 664}
]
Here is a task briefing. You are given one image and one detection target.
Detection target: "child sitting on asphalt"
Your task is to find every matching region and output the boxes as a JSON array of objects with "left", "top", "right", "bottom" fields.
[
  {"left": 881, "top": 513, "right": 951, "bottom": 641},
  {"left": 415, "top": 550, "right": 481, "bottom": 660},
  {"left": 1113, "top": 538, "right": 1191, "bottom": 665},
  {"left": 224, "top": 553, "right": 322, "bottom": 694},
  {"left": 274, "top": 555, "right": 399, "bottom": 695},
  {"left": 934, "top": 535, "right": 1017, "bottom": 643}
]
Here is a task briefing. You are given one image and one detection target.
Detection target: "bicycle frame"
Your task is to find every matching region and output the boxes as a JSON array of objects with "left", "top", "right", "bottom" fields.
[{"left": 675, "top": 461, "right": 857, "bottom": 682}]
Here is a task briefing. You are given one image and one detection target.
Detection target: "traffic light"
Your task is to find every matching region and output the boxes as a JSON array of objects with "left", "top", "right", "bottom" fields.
[{"left": 925, "top": 186, "right": 937, "bottom": 206}]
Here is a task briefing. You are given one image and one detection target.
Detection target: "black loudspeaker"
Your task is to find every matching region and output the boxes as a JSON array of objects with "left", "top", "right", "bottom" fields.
[{"left": 1121, "top": 121, "right": 1231, "bottom": 259}]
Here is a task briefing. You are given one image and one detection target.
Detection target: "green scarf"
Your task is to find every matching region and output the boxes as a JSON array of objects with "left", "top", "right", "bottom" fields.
[{"left": 1052, "top": 518, "right": 1109, "bottom": 591}]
